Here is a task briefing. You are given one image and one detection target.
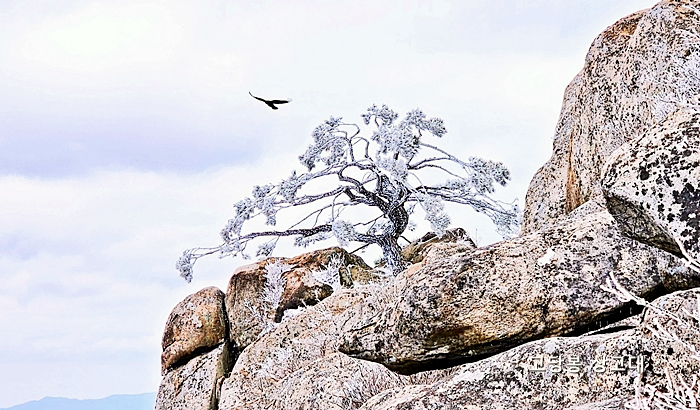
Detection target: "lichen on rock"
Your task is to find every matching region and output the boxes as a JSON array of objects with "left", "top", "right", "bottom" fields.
[
  {"left": 602, "top": 107, "right": 700, "bottom": 271},
  {"left": 522, "top": 0, "right": 700, "bottom": 234},
  {"left": 339, "top": 209, "right": 687, "bottom": 375}
]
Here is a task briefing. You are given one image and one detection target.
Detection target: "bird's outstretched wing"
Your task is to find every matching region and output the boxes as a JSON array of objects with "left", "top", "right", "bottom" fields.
[
  {"left": 248, "top": 92, "right": 268, "bottom": 102},
  {"left": 249, "top": 92, "right": 292, "bottom": 110}
]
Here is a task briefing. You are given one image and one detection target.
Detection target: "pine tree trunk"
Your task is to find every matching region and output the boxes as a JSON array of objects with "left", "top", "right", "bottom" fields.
[{"left": 377, "top": 236, "right": 408, "bottom": 275}]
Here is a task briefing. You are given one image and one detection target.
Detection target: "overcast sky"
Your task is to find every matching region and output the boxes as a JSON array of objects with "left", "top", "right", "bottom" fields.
[{"left": 0, "top": 0, "right": 654, "bottom": 407}]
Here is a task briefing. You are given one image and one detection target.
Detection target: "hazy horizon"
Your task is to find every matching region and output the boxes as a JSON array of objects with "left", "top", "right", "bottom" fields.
[{"left": 0, "top": 392, "right": 155, "bottom": 410}]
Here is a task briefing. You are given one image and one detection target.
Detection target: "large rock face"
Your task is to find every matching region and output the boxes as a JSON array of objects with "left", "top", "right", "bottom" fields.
[
  {"left": 522, "top": 0, "right": 700, "bottom": 234},
  {"left": 225, "top": 247, "right": 374, "bottom": 350},
  {"left": 358, "top": 288, "right": 700, "bottom": 410},
  {"left": 602, "top": 107, "right": 700, "bottom": 268},
  {"left": 339, "top": 205, "right": 688, "bottom": 374},
  {"left": 161, "top": 286, "right": 228, "bottom": 373}
]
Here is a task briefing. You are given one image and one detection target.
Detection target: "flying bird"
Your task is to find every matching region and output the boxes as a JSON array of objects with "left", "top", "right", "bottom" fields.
[{"left": 249, "top": 92, "right": 292, "bottom": 110}]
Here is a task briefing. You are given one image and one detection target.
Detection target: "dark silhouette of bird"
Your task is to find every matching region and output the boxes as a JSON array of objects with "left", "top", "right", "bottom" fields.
[{"left": 249, "top": 92, "right": 292, "bottom": 110}]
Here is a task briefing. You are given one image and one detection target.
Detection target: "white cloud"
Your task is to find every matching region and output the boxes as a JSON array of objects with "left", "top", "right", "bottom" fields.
[
  {"left": 19, "top": 2, "right": 184, "bottom": 72},
  {"left": 0, "top": 165, "right": 281, "bottom": 406}
]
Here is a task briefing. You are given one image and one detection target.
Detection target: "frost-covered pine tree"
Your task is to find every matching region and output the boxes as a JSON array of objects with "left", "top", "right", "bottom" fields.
[{"left": 177, "top": 104, "right": 520, "bottom": 281}]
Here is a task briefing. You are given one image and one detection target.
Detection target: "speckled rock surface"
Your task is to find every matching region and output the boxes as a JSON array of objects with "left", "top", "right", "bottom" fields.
[
  {"left": 522, "top": 0, "right": 700, "bottom": 234},
  {"left": 265, "top": 353, "right": 407, "bottom": 410},
  {"left": 156, "top": 343, "right": 233, "bottom": 410},
  {"left": 218, "top": 285, "right": 453, "bottom": 410},
  {"left": 219, "top": 285, "right": 385, "bottom": 410},
  {"left": 358, "top": 289, "right": 700, "bottom": 410},
  {"left": 401, "top": 228, "right": 475, "bottom": 265},
  {"left": 602, "top": 107, "right": 700, "bottom": 269},
  {"left": 359, "top": 331, "right": 645, "bottom": 410},
  {"left": 339, "top": 208, "right": 688, "bottom": 375},
  {"left": 563, "top": 397, "right": 632, "bottom": 410},
  {"left": 161, "top": 286, "right": 227, "bottom": 373},
  {"left": 225, "top": 247, "right": 374, "bottom": 350},
  {"left": 638, "top": 288, "right": 700, "bottom": 389}
]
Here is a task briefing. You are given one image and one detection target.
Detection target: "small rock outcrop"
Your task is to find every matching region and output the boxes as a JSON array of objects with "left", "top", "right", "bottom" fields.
[
  {"left": 266, "top": 353, "right": 406, "bottom": 409},
  {"left": 225, "top": 247, "right": 373, "bottom": 350},
  {"left": 522, "top": 0, "right": 700, "bottom": 234},
  {"left": 564, "top": 398, "right": 633, "bottom": 410},
  {"left": 400, "top": 228, "right": 475, "bottom": 264},
  {"left": 602, "top": 107, "right": 700, "bottom": 268},
  {"left": 339, "top": 206, "right": 687, "bottom": 374},
  {"left": 156, "top": 343, "right": 233, "bottom": 410},
  {"left": 161, "top": 286, "right": 228, "bottom": 373}
]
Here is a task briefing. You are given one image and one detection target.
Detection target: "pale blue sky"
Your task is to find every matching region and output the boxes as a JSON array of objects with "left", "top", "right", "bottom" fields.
[{"left": 0, "top": 0, "right": 653, "bottom": 407}]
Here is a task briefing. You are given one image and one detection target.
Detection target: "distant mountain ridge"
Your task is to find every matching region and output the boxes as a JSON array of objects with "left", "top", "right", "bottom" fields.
[{"left": 1, "top": 393, "right": 156, "bottom": 410}]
